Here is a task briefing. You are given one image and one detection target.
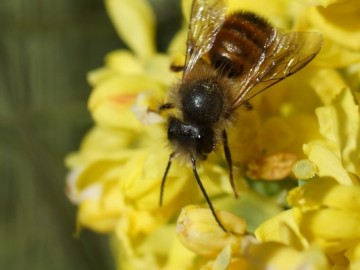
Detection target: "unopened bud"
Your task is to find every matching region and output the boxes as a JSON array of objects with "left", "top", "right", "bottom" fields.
[{"left": 176, "top": 205, "right": 247, "bottom": 258}]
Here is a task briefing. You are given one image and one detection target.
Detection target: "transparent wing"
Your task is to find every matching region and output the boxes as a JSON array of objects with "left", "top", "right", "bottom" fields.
[
  {"left": 231, "top": 30, "right": 323, "bottom": 108},
  {"left": 183, "top": 0, "right": 227, "bottom": 79}
]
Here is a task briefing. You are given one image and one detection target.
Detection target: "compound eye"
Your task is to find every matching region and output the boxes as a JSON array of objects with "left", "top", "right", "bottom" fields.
[{"left": 198, "top": 127, "right": 214, "bottom": 154}]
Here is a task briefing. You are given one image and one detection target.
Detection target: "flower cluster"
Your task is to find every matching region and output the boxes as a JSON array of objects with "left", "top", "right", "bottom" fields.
[{"left": 65, "top": 0, "right": 360, "bottom": 269}]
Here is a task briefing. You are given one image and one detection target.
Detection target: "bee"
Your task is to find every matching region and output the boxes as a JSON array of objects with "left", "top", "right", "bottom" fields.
[{"left": 158, "top": 0, "right": 323, "bottom": 231}]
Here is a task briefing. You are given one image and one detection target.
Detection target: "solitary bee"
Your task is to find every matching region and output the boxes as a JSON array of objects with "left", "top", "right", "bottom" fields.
[{"left": 159, "top": 0, "right": 323, "bottom": 231}]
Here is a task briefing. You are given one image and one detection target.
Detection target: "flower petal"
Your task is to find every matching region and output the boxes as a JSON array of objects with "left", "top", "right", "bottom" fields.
[
  {"left": 309, "top": 2, "right": 360, "bottom": 50},
  {"left": 313, "top": 87, "right": 360, "bottom": 178},
  {"left": 78, "top": 182, "right": 124, "bottom": 233},
  {"left": 297, "top": 0, "right": 348, "bottom": 8},
  {"left": 309, "top": 69, "right": 347, "bottom": 105},
  {"left": 105, "top": 0, "right": 156, "bottom": 58},
  {"left": 228, "top": 0, "right": 294, "bottom": 29},
  {"left": 255, "top": 209, "right": 307, "bottom": 250},
  {"left": 105, "top": 50, "right": 143, "bottom": 75},
  {"left": 303, "top": 141, "right": 355, "bottom": 185},
  {"left": 244, "top": 242, "right": 329, "bottom": 270},
  {"left": 289, "top": 177, "right": 360, "bottom": 218},
  {"left": 211, "top": 244, "right": 232, "bottom": 270},
  {"left": 289, "top": 178, "right": 360, "bottom": 252},
  {"left": 88, "top": 75, "right": 163, "bottom": 130},
  {"left": 314, "top": 35, "right": 360, "bottom": 68}
]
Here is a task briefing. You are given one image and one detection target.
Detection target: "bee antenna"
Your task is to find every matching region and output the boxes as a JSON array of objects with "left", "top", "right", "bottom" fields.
[
  {"left": 190, "top": 156, "right": 227, "bottom": 232},
  {"left": 159, "top": 152, "right": 175, "bottom": 206},
  {"left": 222, "top": 130, "right": 238, "bottom": 197}
]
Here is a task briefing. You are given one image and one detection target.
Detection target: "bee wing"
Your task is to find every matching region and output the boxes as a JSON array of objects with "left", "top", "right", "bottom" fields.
[
  {"left": 183, "top": 0, "right": 227, "bottom": 79},
  {"left": 231, "top": 30, "right": 323, "bottom": 108}
]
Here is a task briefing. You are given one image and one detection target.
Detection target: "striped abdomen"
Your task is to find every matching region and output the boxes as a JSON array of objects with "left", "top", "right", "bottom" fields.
[{"left": 209, "top": 12, "right": 275, "bottom": 78}]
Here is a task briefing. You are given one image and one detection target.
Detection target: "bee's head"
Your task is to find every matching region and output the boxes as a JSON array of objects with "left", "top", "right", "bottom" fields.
[{"left": 167, "top": 117, "right": 214, "bottom": 159}]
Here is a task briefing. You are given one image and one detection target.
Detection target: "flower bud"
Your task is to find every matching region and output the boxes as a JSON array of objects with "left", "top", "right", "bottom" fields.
[{"left": 176, "top": 205, "right": 247, "bottom": 258}]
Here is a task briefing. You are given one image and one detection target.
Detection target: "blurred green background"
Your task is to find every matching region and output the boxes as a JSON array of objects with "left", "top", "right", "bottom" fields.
[{"left": 0, "top": 0, "right": 180, "bottom": 269}]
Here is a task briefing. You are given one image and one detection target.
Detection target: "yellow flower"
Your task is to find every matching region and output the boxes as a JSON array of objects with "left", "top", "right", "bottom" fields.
[
  {"left": 65, "top": 0, "right": 360, "bottom": 269},
  {"left": 243, "top": 242, "right": 330, "bottom": 270},
  {"left": 302, "top": 87, "right": 360, "bottom": 185},
  {"left": 112, "top": 224, "right": 197, "bottom": 270},
  {"left": 177, "top": 206, "right": 331, "bottom": 270},
  {"left": 176, "top": 205, "right": 247, "bottom": 258},
  {"left": 105, "top": 0, "right": 155, "bottom": 59},
  {"left": 288, "top": 178, "right": 360, "bottom": 267},
  {"left": 290, "top": 178, "right": 360, "bottom": 243},
  {"left": 299, "top": 1, "right": 360, "bottom": 68},
  {"left": 281, "top": 69, "right": 359, "bottom": 268}
]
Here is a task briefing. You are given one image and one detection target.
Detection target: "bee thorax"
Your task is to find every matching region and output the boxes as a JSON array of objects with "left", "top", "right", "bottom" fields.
[{"left": 180, "top": 79, "right": 223, "bottom": 124}]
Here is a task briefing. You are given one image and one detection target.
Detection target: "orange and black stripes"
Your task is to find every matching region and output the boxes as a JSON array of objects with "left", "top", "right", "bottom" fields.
[{"left": 209, "top": 12, "right": 275, "bottom": 78}]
